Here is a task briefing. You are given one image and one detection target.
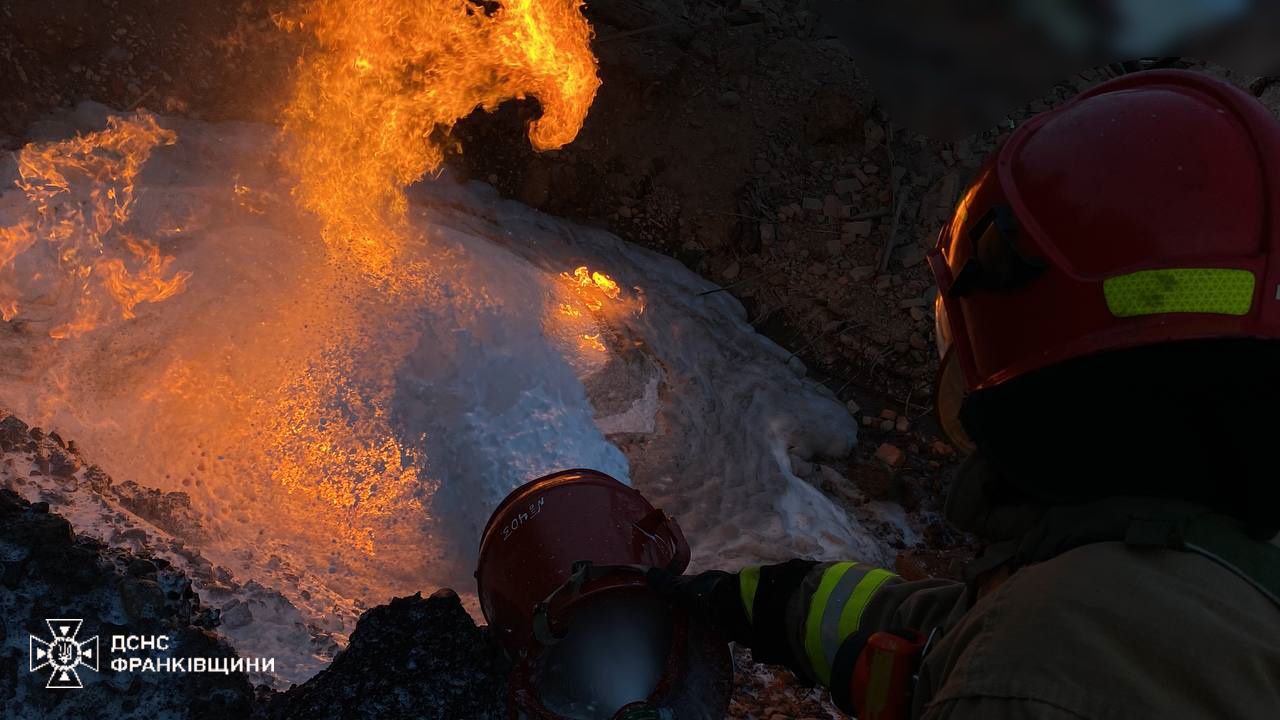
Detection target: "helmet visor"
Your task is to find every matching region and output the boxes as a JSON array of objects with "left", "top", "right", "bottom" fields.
[
  {"left": 532, "top": 588, "right": 673, "bottom": 719},
  {"left": 935, "top": 348, "right": 976, "bottom": 454},
  {"left": 933, "top": 287, "right": 953, "bottom": 362}
]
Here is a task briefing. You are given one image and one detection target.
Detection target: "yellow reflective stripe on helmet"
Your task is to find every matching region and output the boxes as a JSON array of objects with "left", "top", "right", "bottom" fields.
[
  {"left": 739, "top": 565, "right": 761, "bottom": 624},
  {"left": 804, "top": 562, "right": 855, "bottom": 685},
  {"left": 836, "top": 568, "right": 896, "bottom": 640},
  {"left": 1103, "top": 268, "right": 1255, "bottom": 318}
]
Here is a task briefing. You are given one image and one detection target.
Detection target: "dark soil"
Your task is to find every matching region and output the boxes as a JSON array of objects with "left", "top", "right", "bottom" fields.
[{"left": 261, "top": 589, "right": 509, "bottom": 720}]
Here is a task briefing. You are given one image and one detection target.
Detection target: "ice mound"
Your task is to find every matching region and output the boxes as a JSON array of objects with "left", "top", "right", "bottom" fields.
[{"left": 0, "top": 105, "right": 885, "bottom": 685}]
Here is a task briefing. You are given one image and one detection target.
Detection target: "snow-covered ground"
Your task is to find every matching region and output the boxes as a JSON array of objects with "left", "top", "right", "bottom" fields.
[{"left": 0, "top": 105, "right": 902, "bottom": 686}]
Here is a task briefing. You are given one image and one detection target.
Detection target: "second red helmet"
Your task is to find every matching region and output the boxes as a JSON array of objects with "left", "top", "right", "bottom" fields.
[{"left": 929, "top": 70, "right": 1280, "bottom": 449}]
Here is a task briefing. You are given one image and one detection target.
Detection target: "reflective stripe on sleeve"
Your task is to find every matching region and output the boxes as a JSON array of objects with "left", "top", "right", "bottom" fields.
[
  {"left": 804, "top": 562, "right": 855, "bottom": 684},
  {"left": 739, "top": 565, "right": 761, "bottom": 624},
  {"left": 804, "top": 563, "right": 900, "bottom": 685},
  {"left": 836, "top": 568, "right": 896, "bottom": 640}
]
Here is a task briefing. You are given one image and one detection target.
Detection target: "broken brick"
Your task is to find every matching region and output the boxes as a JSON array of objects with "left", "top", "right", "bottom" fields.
[{"left": 874, "top": 442, "right": 905, "bottom": 468}]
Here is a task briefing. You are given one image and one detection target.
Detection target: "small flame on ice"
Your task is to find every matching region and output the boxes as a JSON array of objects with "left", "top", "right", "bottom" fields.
[
  {"left": 232, "top": 179, "right": 272, "bottom": 215},
  {"left": 0, "top": 114, "right": 190, "bottom": 338},
  {"left": 571, "top": 266, "right": 622, "bottom": 299},
  {"left": 556, "top": 265, "right": 644, "bottom": 356},
  {"left": 565, "top": 265, "right": 626, "bottom": 312}
]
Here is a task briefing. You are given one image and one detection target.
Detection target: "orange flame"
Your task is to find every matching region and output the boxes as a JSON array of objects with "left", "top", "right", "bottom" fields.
[
  {"left": 182, "top": 0, "right": 604, "bottom": 555},
  {"left": 1, "top": 1, "right": 605, "bottom": 578},
  {"left": 553, "top": 264, "right": 644, "bottom": 358},
  {"left": 571, "top": 265, "right": 621, "bottom": 298},
  {"left": 279, "top": 0, "right": 601, "bottom": 278},
  {"left": 0, "top": 115, "right": 190, "bottom": 338},
  {"left": 563, "top": 264, "right": 624, "bottom": 312},
  {"left": 233, "top": 179, "right": 273, "bottom": 215}
]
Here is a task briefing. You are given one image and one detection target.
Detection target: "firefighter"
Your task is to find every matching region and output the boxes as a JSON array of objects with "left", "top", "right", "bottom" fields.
[{"left": 652, "top": 70, "right": 1280, "bottom": 719}]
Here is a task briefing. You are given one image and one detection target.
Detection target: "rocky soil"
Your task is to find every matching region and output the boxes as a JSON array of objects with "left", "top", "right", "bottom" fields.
[
  {"left": 259, "top": 589, "right": 509, "bottom": 720},
  {"left": 0, "top": 488, "right": 256, "bottom": 720},
  {"left": 0, "top": 0, "right": 293, "bottom": 141},
  {"left": 0, "top": 478, "right": 510, "bottom": 719}
]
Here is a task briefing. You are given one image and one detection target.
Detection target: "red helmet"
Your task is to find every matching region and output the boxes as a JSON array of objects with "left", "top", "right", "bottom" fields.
[{"left": 930, "top": 70, "right": 1280, "bottom": 450}]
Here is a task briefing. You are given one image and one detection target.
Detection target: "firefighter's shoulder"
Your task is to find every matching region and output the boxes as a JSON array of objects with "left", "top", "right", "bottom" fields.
[{"left": 916, "top": 542, "right": 1280, "bottom": 720}]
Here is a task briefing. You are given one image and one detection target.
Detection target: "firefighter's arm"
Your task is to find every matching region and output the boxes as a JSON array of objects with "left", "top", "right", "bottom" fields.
[{"left": 732, "top": 560, "right": 964, "bottom": 714}]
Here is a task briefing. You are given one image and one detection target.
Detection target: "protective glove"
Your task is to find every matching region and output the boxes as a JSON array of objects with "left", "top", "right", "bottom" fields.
[{"left": 645, "top": 567, "right": 752, "bottom": 643}]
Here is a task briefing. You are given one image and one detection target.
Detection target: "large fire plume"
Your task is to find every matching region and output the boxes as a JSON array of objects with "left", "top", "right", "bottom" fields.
[
  {"left": 278, "top": 0, "right": 601, "bottom": 277},
  {"left": 0, "top": 0, "right": 608, "bottom": 676}
]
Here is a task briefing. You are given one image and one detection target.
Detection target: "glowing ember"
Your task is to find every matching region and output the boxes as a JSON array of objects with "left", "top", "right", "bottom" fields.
[
  {"left": 0, "top": 114, "right": 190, "bottom": 338},
  {"left": 232, "top": 179, "right": 272, "bottom": 215},
  {"left": 279, "top": 0, "right": 601, "bottom": 278}
]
